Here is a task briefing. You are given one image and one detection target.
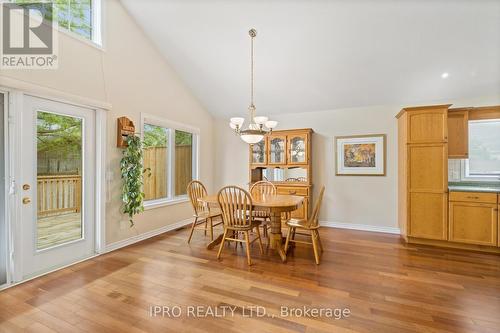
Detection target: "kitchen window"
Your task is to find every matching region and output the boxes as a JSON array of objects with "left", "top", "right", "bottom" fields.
[
  {"left": 141, "top": 114, "right": 199, "bottom": 208},
  {"left": 11, "top": 0, "right": 102, "bottom": 45},
  {"left": 463, "top": 119, "right": 500, "bottom": 181}
]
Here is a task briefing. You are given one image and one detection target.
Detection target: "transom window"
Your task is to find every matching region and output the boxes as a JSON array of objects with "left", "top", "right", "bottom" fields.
[
  {"left": 142, "top": 115, "right": 198, "bottom": 207},
  {"left": 12, "top": 0, "right": 101, "bottom": 44},
  {"left": 464, "top": 119, "right": 500, "bottom": 180}
]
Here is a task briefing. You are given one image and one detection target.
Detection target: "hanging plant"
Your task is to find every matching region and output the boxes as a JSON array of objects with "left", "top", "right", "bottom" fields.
[{"left": 120, "top": 134, "right": 150, "bottom": 227}]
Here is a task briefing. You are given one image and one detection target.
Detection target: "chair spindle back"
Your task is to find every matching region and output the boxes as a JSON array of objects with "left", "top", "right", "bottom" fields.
[
  {"left": 250, "top": 180, "right": 276, "bottom": 196},
  {"left": 308, "top": 186, "right": 325, "bottom": 228},
  {"left": 217, "top": 186, "right": 253, "bottom": 228},
  {"left": 187, "top": 180, "right": 209, "bottom": 216}
]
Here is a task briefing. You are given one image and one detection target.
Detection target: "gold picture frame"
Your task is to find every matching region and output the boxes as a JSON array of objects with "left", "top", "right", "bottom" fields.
[{"left": 335, "top": 134, "right": 387, "bottom": 176}]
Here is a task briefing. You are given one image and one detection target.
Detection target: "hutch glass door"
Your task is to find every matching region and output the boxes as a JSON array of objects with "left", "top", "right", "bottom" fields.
[
  {"left": 250, "top": 139, "right": 266, "bottom": 165},
  {"left": 288, "top": 134, "right": 308, "bottom": 164},
  {"left": 268, "top": 136, "right": 286, "bottom": 165}
]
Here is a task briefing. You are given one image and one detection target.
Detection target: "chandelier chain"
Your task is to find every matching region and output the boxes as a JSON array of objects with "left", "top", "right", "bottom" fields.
[{"left": 250, "top": 31, "right": 255, "bottom": 110}]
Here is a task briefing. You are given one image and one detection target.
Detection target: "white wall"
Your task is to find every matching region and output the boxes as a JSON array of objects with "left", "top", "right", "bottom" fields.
[
  {"left": 214, "top": 96, "right": 500, "bottom": 229},
  {"left": 0, "top": 0, "right": 215, "bottom": 245}
]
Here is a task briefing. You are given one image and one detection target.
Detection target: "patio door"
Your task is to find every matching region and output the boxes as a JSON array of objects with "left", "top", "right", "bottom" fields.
[{"left": 20, "top": 95, "right": 95, "bottom": 279}]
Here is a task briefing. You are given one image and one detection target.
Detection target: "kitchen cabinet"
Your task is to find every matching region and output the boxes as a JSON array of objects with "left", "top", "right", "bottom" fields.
[
  {"left": 397, "top": 104, "right": 450, "bottom": 241},
  {"left": 449, "top": 192, "right": 498, "bottom": 246},
  {"left": 406, "top": 108, "right": 448, "bottom": 144},
  {"left": 447, "top": 108, "right": 469, "bottom": 159}
]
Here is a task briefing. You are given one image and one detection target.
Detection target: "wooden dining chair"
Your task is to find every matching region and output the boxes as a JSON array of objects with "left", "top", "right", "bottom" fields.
[
  {"left": 217, "top": 186, "right": 264, "bottom": 265},
  {"left": 284, "top": 186, "right": 325, "bottom": 265},
  {"left": 186, "top": 180, "right": 223, "bottom": 243},
  {"left": 249, "top": 181, "right": 276, "bottom": 238}
]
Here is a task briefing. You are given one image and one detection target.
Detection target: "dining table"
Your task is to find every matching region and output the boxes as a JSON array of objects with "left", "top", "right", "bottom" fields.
[{"left": 199, "top": 193, "right": 304, "bottom": 262}]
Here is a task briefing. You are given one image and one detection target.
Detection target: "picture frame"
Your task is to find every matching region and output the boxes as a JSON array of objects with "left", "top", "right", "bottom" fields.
[{"left": 335, "top": 134, "right": 386, "bottom": 176}]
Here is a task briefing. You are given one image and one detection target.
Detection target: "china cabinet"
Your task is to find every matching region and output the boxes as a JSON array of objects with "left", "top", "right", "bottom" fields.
[{"left": 249, "top": 128, "right": 313, "bottom": 219}]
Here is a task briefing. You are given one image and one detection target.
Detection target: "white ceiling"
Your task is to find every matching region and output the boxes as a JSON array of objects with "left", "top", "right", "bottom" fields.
[{"left": 121, "top": 0, "right": 500, "bottom": 118}]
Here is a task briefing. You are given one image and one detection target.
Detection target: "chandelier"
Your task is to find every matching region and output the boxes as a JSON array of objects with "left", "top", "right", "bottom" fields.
[{"left": 229, "top": 29, "right": 278, "bottom": 144}]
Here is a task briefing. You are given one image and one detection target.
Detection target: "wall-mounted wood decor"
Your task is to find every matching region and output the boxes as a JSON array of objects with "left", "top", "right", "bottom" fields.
[{"left": 117, "top": 116, "right": 135, "bottom": 148}]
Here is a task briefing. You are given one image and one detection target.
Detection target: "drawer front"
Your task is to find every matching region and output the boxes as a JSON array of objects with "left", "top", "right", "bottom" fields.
[
  {"left": 449, "top": 191, "right": 498, "bottom": 204},
  {"left": 276, "top": 186, "right": 308, "bottom": 196}
]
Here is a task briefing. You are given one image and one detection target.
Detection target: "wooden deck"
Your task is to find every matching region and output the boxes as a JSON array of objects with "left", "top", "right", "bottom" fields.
[
  {"left": 37, "top": 213, "right": 82, "bottom": 250},
  {"left": 1, "top": 227, "right": 499, "bottom": 332}
]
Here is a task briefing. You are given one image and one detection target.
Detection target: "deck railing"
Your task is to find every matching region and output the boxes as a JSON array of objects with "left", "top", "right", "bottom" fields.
[{"left": 37, "top": 175, "right": 81, "bottom": 217}]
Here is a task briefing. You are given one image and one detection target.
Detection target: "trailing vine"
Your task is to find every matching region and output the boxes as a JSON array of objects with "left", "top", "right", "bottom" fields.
[{"left": 120, "top": 134, "right": 150, "bottom": 226}]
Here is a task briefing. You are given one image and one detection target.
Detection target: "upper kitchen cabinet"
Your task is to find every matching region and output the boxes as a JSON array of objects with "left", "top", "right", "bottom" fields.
[
  {"left": 448, "top": 108, "right": 470, "bottom": 159},
  {"left": 399, "top": 105, "right": 450, "bottom": 144}
]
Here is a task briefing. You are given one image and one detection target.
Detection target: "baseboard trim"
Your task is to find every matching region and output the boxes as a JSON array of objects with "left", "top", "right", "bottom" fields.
[
  {"left": 105, "top": 218, "right": 192, "bottom": 253},
  {"left": 320, "top": 221, "right": 400, "bottom": 235}
]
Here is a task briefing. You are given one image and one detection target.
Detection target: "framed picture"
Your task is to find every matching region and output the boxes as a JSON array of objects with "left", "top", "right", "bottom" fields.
[{"left": 335, "top": 134, "right": 386, "bottom": 176}]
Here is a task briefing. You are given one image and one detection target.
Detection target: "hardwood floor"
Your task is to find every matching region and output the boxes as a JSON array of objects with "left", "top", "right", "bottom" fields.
[{"left": 1, "top": 226, "right": 499, "bottom": 333}]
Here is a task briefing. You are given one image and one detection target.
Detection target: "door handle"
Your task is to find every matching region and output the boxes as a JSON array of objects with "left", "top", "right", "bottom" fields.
[
  {"left": 23, "top": 184, "right": 30, "bottom": 190},
  {"left": 22, "top": 197, "right": 31, "bottom": 204}
]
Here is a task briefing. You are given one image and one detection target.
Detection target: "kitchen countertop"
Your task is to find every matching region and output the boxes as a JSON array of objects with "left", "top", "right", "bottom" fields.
[{"left": 448, "top": 182, "right": 500, "bottom": 193}]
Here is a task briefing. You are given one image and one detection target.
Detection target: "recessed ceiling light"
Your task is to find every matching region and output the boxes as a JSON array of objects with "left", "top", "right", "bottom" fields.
[{"left": 441, "top": 72, "right": 449, "bottom": 79}]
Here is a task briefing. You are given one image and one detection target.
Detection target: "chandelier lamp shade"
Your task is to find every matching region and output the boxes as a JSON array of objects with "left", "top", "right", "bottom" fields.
[{"left": 229, "top": 28, "right": 278, "bottom": 144}]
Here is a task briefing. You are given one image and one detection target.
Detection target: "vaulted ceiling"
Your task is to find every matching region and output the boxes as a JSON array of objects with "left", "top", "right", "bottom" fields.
[{"left": 121, "top": 0, "right": 500, "bottom": 118}]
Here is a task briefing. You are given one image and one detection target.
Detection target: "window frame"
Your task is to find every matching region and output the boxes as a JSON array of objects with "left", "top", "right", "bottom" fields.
[
  {"left": 140, "top": 113, "right": 200, "bottom": 209},
  {"left": 10, "top": 0, "right": 103, "bottom": 47},
  {"left": 461, "top": 119, "right": 500, "bottom": 182}
]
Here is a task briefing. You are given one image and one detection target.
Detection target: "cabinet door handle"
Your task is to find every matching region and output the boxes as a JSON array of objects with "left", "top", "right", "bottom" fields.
[
  {"left": 289, "top": 191, "right": 297, "bottom": 195},
  {"left": 466, "top": 196, "right": 479, "bottom": 199}
]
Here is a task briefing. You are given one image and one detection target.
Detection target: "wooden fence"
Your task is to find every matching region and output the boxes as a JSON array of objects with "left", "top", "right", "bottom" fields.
[
  {"left": 143, "top": 145, "right": 193, "bottom": 200},
  {"left": 37, "top": 175, "right": 81, "bottom": 217}
]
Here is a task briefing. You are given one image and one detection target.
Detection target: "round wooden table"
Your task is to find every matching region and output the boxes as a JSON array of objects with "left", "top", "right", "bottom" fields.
[{"left": 199, "top": 193, "right": 304, "bottom": 262}]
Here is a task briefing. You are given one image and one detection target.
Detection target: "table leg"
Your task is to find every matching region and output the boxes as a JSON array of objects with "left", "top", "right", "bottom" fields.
[
  {"left": 207, "top": 234, "right": 224, "bottom": 250},
  {"left": 269, "top": 212, "right": 287, "bottom": 262}
]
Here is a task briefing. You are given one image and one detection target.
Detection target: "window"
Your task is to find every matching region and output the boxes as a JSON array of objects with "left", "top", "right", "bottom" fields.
[
  {"left": 463, "top": 119, "right": 500, "bottom": 180},
  {"left": 12, "top": 0, "right": 101, "bottom": 44},
  {"left": 142, "top": 115, "right": 198, "bottom": 207}
]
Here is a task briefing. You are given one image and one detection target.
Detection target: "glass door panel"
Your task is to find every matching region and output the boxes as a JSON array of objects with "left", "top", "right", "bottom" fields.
[
  {"left": 251, "top": 139, "right": 266, "bottom": 165},
  {"left": 36, "top": 112, "right": 83, "bottom": 250},
  {"left": 268, "top": 136, "right": 286, "bottom": 165},
  {"left": 288, "top": 135, "right": 307, "bottom": 164}
]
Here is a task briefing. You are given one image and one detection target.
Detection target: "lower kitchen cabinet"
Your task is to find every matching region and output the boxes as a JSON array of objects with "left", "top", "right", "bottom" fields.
[
  {"left": 409, "top": 192, "right": 448, "bottom": 240},
  {"left": 449, "top": 193, "right": 498, "bottom": 246}
]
